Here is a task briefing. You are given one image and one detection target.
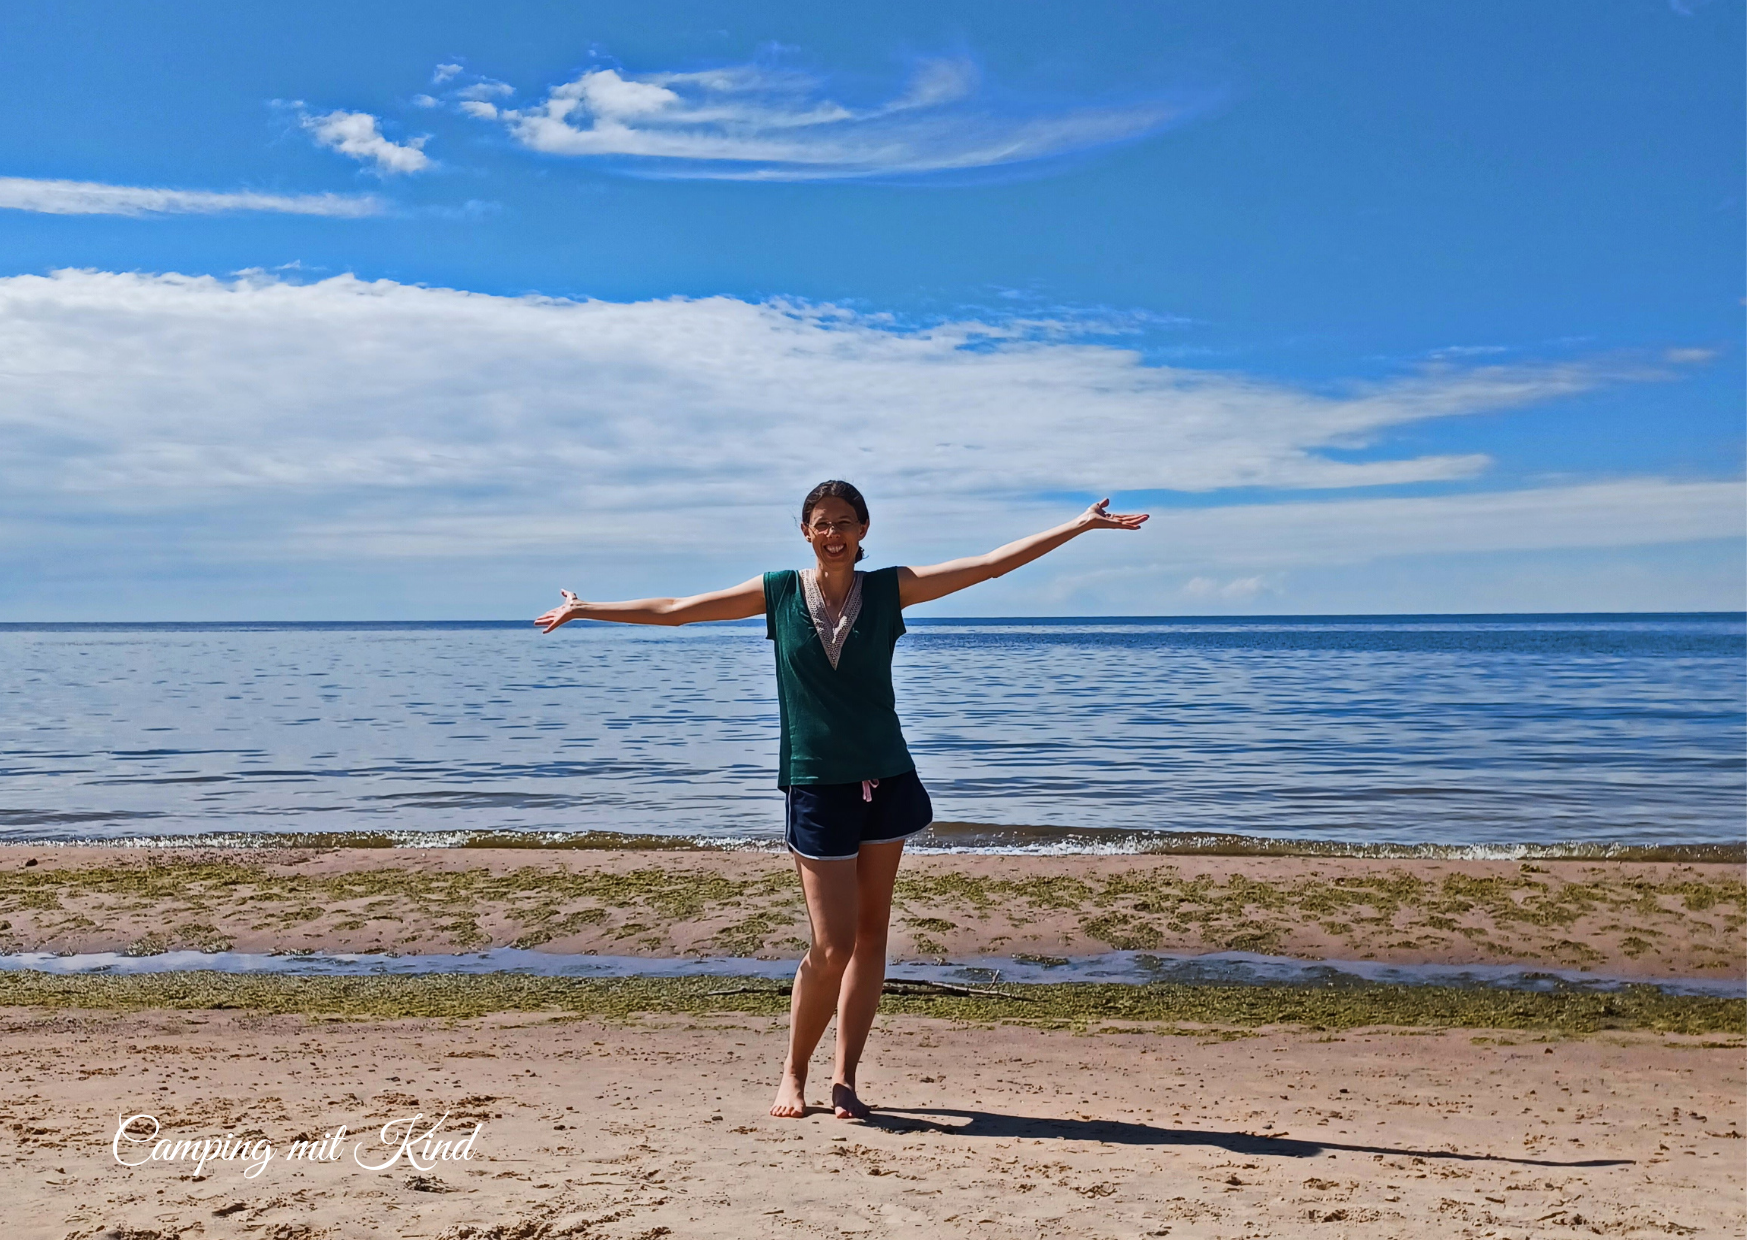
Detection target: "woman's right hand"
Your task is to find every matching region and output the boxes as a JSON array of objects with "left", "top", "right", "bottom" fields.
[{"left": 534, "top": 589, "right": 583, "bottom": 634}]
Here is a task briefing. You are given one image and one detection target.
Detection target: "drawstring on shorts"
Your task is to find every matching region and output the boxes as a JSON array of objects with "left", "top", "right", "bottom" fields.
[{"left": 861, "top": 779, "right": 879, "bottom": 803}]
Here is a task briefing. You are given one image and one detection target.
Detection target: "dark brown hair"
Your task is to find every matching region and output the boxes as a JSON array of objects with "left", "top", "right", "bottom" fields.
[{"left": 801, "top": 480, "right": 869, "bottom": 563}]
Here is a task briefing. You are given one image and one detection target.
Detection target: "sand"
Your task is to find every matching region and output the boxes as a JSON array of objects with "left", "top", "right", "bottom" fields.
[
  {"left": 2, "top": 846, "right": 1742, "bottom": 980},
  {"left": 2, "top": 1007, "right": 1741, "bottom": 1240},
  {"left": 2, "top": 845, "right": 1742, "bottom": 1236}
]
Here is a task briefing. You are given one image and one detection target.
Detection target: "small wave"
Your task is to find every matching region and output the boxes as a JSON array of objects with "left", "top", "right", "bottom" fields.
[
  {"left": 0, "top": 827, "right": 757, "bottom": 852},
  {"left": 5, "top": 823, "right": 1739, "bottom": 863},
  {"left": 913, "top": 822, "right": 1748, "bottom": 863}
]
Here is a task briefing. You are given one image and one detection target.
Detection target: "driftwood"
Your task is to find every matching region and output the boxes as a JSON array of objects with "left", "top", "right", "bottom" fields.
[{"left": 702, "top": 978, "right": 1034, "bottom": 1002}]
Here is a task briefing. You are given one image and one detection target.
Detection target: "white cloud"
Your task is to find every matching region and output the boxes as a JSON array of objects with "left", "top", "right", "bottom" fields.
[
  {"left": 1183, "top": 574, "right": 1272, "bottom": 600},
  {"left": 299, "top": 109, "right": 432, "bottom": 174},
  {"left": 962, "top": 479, "right": 1746, "bottom": 613},
  {"left": 0, "top": 176, "right": 383, "bottom": 217},
  {"left": 456, "top": 79, "right": 514, "bottom": 101},
  {"left": 1427, "top": 344, "right": 1509, "bottom": 359},
  {"left": 1146, "top": 481, "right": 1745, "bottom": 568},
  {"left": 433, "top": 63, "right": 463, "bottom": 84},
  {"left": 0, "top": 270, "right": 1729, "bottom": 590},
  {"left": 484, "top": 58, "right": 1191, "bottom": 179}
]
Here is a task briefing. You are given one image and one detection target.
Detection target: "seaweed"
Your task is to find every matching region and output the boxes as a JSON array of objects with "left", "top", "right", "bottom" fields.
[{"left": 0, "top": 971, "right": 1737, "bottom": 1036}]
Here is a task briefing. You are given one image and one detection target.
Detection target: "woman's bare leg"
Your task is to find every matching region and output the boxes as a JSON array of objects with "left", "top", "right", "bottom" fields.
[
  {"left": 770, "top": 853, "right": 860, "bottom": 1118},
  {"left": 831, "top": 838, "right": 905, "bottom": 1119}
]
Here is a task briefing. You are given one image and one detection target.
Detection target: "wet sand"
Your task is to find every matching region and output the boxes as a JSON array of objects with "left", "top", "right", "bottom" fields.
[
  {"left": 3, "top": 1007, "right": 1742, "bottom": 1240},
  {"left": 2, "top": 845, "right": 1742, "bottom": 979}
]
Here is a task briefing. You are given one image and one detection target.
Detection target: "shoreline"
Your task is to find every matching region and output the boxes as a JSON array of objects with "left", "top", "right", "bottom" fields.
[{"left": 4, "top": 825, "right": 1742, "bottom": 862}]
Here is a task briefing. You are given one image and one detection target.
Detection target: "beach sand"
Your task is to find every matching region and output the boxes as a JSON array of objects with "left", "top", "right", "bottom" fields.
[
  {"left": 2, "top": 845, "right": 1742, "bottom": 979},
  {"left": 2, "top": 1007, "right": 1741, "bottom": 1240},
  {"left": 1, "top": 844, "right": 1742, "bottom": 1237}
]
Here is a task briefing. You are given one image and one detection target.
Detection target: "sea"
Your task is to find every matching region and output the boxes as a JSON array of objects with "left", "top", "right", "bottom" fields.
[{"left": 2, "top": 613, "right": 1742, "bottom": 857}]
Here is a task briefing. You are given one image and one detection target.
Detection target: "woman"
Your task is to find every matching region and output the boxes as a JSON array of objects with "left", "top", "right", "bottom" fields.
[{"left": 535, "top": 481, "right": 1147, "bottom": 1120}]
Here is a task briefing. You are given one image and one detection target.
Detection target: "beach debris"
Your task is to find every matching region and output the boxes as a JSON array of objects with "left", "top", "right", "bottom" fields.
[
  {"left": 700, "top": 978, "right": 1035, "bottom": 1002},
  {"left": 881, "top": 978, "right": 1036, "bottom": 1001}
]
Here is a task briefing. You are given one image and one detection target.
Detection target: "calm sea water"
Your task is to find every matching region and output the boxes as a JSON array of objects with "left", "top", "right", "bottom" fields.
[{"left": 0, "top": 615, "right": 1741, "bottom": 851}]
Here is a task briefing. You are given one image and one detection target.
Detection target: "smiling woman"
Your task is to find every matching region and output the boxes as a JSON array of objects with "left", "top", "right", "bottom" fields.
[{"left": 533, "top": 480, "right": 1148, "bottom": 1120}]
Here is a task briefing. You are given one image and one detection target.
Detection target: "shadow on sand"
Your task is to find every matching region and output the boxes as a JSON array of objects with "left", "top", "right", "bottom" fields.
[{"left": 861, "top": 1107, "right": 1631, "bottom": 1168}]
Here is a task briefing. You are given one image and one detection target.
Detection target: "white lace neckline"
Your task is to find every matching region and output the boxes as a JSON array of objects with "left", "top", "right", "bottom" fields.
[{"left": 800, "top": 569, "right": 864, "bottom": 670}]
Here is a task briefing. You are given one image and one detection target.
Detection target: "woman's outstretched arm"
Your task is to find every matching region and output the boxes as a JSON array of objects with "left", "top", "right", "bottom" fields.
[
  {"left": 535, "top": 577, "right": 765, "bottom": 633},
  {"left": 896, "top": 499, "right": 1148, "bottom": 608}
]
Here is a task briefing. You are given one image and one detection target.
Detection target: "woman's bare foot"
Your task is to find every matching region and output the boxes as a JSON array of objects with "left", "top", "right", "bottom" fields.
[
  {"left": 770, "top": 1071, "right": 808, "bottom": 1118},
  {"left": 831, "top": 1081, "right": 870, "bottom": 1120}
]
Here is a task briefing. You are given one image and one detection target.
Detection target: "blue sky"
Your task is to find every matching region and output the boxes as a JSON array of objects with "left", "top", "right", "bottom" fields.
[{"left": 0, "top": 0, "right": 1741, "bottom": 618}]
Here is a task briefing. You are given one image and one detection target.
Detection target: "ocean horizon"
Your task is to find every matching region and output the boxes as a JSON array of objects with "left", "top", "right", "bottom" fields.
[{"left": 4, "top": 610, "right": 1742, "bottom": 628}]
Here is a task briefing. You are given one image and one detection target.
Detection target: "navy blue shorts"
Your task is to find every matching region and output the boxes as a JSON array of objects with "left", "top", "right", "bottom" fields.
[{"left": 783, "top": 769, "right": 934, "bottom": 861}]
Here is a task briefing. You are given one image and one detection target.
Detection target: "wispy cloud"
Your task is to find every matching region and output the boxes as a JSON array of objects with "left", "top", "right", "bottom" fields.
[
  {"left": 462, "top": 56, "right": 1197, "bottom": 180},
  {"left": 0, "top": 176, "right": 384, "bottom": 217},
  {"left": 299, "top": 109, "right": 432, "bottom": 174}
]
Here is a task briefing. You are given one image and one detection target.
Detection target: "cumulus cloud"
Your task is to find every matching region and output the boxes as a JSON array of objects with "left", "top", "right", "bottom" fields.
[
  {"left": 480, "top": 57, "right": 1194, "bottom": 179},
  {"left": 299, "top": 109, "right": 432, "bottom": 174},
  {"left": 0, "top": 270, "right": 1729, "bottom": 599},
  {"left": 0, "top": 176, "right": 383, "bottom": 217}
]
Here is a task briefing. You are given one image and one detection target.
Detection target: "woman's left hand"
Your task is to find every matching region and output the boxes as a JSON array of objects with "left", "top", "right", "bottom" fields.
[
  {"left": 534, "top": 590, "right": 583, "bottom": 633},
  {"left": 1078, "top": 498, "right": 1149, "bottom": 531}
]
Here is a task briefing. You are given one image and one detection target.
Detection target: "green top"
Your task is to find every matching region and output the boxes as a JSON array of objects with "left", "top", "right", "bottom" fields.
[{"left": 763, "top": 566, "right": 915, "bottom": 787}]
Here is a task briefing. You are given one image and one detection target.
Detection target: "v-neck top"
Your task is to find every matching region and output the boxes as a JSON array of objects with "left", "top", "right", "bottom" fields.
[{"left": 763, "top": 566, "right": 914, "bottom": 787}]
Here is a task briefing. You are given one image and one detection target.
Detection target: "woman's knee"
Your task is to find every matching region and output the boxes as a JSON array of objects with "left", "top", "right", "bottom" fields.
[{"left": 807, "top": 936, "right": 857, "bottom": 974}]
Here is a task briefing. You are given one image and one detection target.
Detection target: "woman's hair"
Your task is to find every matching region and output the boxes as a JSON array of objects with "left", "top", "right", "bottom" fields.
[{"left": 801, "top": 480, "right": 869, "bottom": 563}]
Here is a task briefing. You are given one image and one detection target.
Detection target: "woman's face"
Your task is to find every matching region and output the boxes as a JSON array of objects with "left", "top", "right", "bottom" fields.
[{"left": 802, "top": 496, "right": 869, "bottom": 569}]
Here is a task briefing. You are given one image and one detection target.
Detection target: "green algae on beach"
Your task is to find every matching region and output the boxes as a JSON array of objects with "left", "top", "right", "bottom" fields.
[
  {"left": 0, "top": 971, "right": 1739, "bottom": 1036},
  {"left": 2, "top": 852, "right": 1742, "bottom": 971},
  {"left": 0, "top": 858, "right": 802, "bottom": 957}
]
